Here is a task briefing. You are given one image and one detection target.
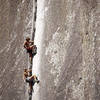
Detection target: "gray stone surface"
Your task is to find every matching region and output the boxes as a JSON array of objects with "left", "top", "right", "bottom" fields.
[
  {"left": 0, "top": 0, "right": 33, "bottom": 100},
  {"left": 38, "top": 0, "right": 100, "bottom": 100},
  {"left": 0, "top": 0, "right": 100, "bottom": 100}
]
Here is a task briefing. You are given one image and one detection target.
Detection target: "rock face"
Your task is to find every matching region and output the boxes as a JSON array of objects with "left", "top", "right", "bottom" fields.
[
  {"left": 0, "top": 0, "right": 100, "bottom": 100},
  {"left": 0, "top": 0, "right": 33, "bottom": 100},
  {"left": 38, "top": 0, "right": 100, "bottom": 100}
]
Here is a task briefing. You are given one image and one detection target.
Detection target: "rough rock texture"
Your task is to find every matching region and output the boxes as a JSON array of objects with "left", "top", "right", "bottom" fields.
[
  {"left": 38, "top": 0, "right": 100, "bottom": 100},
  {"left": 0, "top": 0, "right": 100, "bottom": 100},
  {"left": 0, "top": 0, "right": 33, "bottom": 100}
]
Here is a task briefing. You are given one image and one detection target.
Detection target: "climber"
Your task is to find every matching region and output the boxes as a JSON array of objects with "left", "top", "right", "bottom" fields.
[
  {"left": 23, "top": 69, "right": 40, "bottom": 92},
  {"left": 24, "top": 37, "right": 36, "bottom": 64}
]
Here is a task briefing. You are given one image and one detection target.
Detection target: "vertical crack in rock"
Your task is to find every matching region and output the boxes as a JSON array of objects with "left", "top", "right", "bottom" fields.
[
  {"left": 32, "top": 0, "right": 37, "bottom": 41},
  {"left": 28, "top": 0, "right": 38, "bottom": 100}
]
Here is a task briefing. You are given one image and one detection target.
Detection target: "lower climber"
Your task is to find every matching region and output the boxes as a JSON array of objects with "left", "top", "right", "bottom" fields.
[{"left": 23, "top": 69, "right": 40, "bottom": 93}]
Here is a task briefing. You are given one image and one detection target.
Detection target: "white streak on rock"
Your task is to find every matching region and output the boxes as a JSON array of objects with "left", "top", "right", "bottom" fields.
[{"left": 32, "top": 0, "right": 45, "bottom": 100}]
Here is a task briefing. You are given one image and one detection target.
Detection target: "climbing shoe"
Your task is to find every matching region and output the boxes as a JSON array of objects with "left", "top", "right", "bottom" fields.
[{"left": 37, "top": 80, "right": 40, "bottom": 84}]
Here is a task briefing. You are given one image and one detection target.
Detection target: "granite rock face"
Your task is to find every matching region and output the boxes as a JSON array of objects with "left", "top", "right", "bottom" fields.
[
  {"left": 0, "top": 0, "right": 100, "bottom": 100},
  {"left": 0, "top": 0, "right": 33, "bottom": 100},
  {"left": 38, "top": 0, "right": 100, "bottom": 100}
]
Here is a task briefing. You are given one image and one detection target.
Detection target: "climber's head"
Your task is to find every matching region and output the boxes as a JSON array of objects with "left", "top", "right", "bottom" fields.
[
  {"left": 24, "top": 68, "right": 27, "bottom": 72},
  {"left": 24, "top": 69, "right": 28, "bottom": 77},
  {"left": 26, "top": 37, "right": 30, "bottom": 42}
]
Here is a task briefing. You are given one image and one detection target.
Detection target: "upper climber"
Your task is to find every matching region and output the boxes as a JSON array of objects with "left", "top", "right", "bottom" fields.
[
  {"left": 24, "top": 37, "right": 34, "bottom": 53},
  {"left": 24, "top": 37, "right": 35, "bottom": 64}
]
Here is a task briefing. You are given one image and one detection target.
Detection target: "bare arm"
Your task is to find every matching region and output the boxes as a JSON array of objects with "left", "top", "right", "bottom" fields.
[
  {"left": 29, "top": 41, "right": 34, "bottom": 45},
  {"left": 23, "top": 41, "right": 27, "bottom": 48}
]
